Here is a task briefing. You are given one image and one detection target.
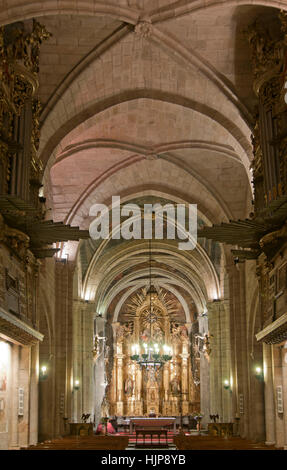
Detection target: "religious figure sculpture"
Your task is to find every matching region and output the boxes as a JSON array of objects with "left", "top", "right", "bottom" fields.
[
  {"left": 101, "top": 395, "right": 110, "bottom": 418},
  {"left": 180, "top": 325, "right": 188, "bottom": 339},
  {"left": 124, "top": 376, "right": 134, "bottom": 397},
  {"left": 203, "top": 334, "right": 212, "bottom": 357},
  {"left": 171, "top": 322, "right": 181, "bottom": 339},
  {"left": 170, "top": 376, "right": 180, "bottom": 395},
  {"left": 140, "top": 328, "right": 150, "bottom": 343},
  {"left": 92, "top": 334, "right": 100, "bottom": 361},
  {"left": 153, "top": 324, "right": 164, "bottom": 342}
]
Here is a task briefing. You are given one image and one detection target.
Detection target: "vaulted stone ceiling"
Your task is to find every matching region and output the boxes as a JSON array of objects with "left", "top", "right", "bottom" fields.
[{"left": 3, "top": 0, "right": 283, "bottom": 317}]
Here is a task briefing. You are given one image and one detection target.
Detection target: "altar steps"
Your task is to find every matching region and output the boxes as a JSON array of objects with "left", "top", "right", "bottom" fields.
[
  {"left": 120, "top": 430, "right": 175, "bottom": 447},
  {"left": 127, "top": 444, "right": 177, "bottom": 450}
]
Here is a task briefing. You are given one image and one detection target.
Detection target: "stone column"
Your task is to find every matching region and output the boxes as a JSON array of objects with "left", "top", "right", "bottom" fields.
[
  {"left": 263, "top": 343, "right": 275, "bottom": 445},
  {"left": 208, "top": 300, "right": 232, "bottom": 423},
  {"left": 71, "top": 299, "right": 83, "bottom": 422},
  {"left": 28, "top": 343, "right": 39, "bottom": 445},
  {"left": 208, "top": 301, "right": 222, "bottom": 417},
  {"left": 94, "top": 315, "right": 106, "bottom": 425},
  {"left": 198, "top": 312, "right": 210, "bottom": 428},
  {"left": 82, "top": 306, "right": 94, "bottom": 418}
]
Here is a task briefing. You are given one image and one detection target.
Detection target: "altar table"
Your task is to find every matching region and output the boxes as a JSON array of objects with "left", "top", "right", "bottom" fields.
[{"left": 129, "top": 417, "right": 176, "bottom": 434}]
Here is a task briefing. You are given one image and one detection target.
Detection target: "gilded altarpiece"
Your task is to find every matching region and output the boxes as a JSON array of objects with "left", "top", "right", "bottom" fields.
[{"left": 108, "top": 289, "right": 199, "bottom": 416}]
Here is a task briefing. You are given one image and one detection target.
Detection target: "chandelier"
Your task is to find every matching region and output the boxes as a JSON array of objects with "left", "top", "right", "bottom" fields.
[{"left": 130, "top": 240, "right": 173, "bottom": 369}]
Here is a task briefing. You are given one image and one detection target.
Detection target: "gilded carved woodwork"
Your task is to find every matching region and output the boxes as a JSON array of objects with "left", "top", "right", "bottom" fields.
[
  {"left": 108, "top": 288, "right": 198, "bottom": 416},
  {"left": 246, "top": 12, "right": 287, "bottom": 208},
  {"left": 245, "top": 17, "right": 286, "bottom": 97},
  {"left": 259, "top": 221, "right": 287, "bottom": 248},
  {"left": 0, "top": 20, "right": 50, "bottom": 205},
  {"left": 0, "top": 213, "right": 30, "bottom": 259},
  {"left": 0, "top": 20, "right": 91, "bottom": 259},
  {"left": 198, "top": 17, "right": 287, "bottom": 260}
]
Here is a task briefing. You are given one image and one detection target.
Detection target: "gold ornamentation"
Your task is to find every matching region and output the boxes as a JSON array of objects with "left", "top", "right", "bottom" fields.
[
  {"left": 0, "top": 20, "right": 51, "bottom": 203},
  {"left": 244, "top": 18, "right": 285, "bottom": 93},
  {"left": 259, "top": 221, "right": 287, "bottom": 248},
  {"left": 0, "top": 213, "right": 30, "bottom": 258}
]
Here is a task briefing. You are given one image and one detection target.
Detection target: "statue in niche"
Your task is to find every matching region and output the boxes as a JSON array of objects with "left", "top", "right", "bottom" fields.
[
  {"left": 170, "top": 376, "right": 180, "bottom": 396},
  {"left": 116, "top": 322, "right": 134, "bottom": 341},
  {"left": 123, "top": 321, "right": 134, "bottom": 338},
  {"left": 170, "top": 323, "right": 188, "bottom": 338},
  {"left": 116, "top": 324, "right": 125, "bottom": 342},
  {"left": 180, "top": 325, "right": 188, "bottom": 339},
  {"left": 153, "top": 324, "right": 164, "bottom": 342},
  {"left": 140, "top": 328, "right": 150, "bottom": 343},
  {"left": 124, "top": 376, "right": 134, "bottom": 397},
  {"left": 148, "top": 367, "right": 159, "bottom": 385}
]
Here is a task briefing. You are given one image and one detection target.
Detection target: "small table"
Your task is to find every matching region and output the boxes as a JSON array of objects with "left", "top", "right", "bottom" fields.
[{"left": 136, "top": 429, "right": 168, "bottom": 446}]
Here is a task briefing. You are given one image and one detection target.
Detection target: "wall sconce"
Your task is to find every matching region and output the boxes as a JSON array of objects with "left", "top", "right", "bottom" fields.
[
  {"left": 40, "top": 365, "right": 48, "bottom": 381},
  {"left": 255, "top": 367, "right": 264, "bottom": 381},
  {"left": 74, "top": 380, "right": 80, "bottom": 391},
  {"left": 224, "top": 380, "right": 230, "bottom": 390}
]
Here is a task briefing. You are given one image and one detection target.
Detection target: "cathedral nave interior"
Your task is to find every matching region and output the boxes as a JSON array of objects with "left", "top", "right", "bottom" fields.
[{"left": 0, "top": 0, "right": 287, "bottom": 451}]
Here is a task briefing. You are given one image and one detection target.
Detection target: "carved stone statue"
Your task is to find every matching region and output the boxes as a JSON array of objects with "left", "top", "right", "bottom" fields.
[
  {"left": 170, "top": 376, "right": 180, "bottom": 395},
  {"left": 171, "top": 322, "right": 181, "bottom": 339},
  {"left": 124, "top": 376, "right": 134, "bottom": 397},
  {"left": 101, "top": 395, "right": 110, "bottom": 418},
  {"left": 153, "top": 324, "right": 164, "bottom": 342}
]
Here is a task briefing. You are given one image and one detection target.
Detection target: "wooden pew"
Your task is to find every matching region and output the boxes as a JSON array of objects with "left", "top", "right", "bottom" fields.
[
  {"left": 173, "top": 435, "right": 280, "bottom": 450},
  {"left": 23, "top": 435, "right": 129, "bottom": 450}
]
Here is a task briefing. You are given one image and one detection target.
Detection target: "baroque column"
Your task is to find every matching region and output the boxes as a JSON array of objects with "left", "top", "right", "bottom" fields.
[
  {"left": 180, "top": 337, "right": 190, "bottom": 415},
  {"left": 114, "top": 325, "right": 125, "bottom": 415}
]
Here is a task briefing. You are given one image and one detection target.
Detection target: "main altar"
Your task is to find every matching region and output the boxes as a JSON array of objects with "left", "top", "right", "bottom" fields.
[
  {"left": 106, "top": 287, "right": 200, "bottom": 417},
  {"left": 129, "top": 417, "right": 177, "bottom": 433}
]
